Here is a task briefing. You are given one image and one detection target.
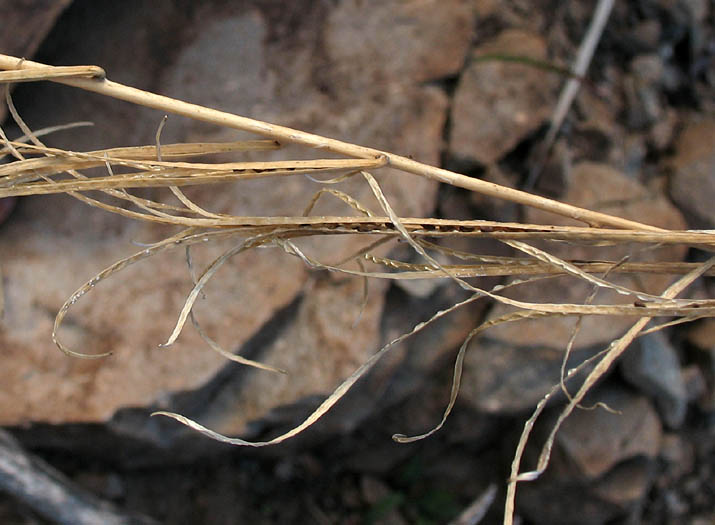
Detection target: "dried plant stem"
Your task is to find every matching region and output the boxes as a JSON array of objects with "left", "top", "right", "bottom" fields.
[
  {"left": 0, "top": 54, "right": 661, "bottom": 231},
  {"left": 1, "top": 53, "right": 712, "bottom": 525},
  {"left": 527, "top": 0, "right": 615, "bottom": 188},
  {"left": 502, "top": 256, "right": 715, "bottom": 525},
  {"left": 0, "top": 65, "right": 105, "bottom": 83}
]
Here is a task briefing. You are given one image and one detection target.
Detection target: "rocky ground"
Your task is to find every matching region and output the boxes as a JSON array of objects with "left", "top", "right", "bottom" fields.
[{"left": 0, "top": 0, "right": 714, "bottom": 524}]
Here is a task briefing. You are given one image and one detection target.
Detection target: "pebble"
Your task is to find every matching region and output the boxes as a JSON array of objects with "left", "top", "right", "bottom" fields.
[
  {"left": 621, "top": 332, "right": 688, "bottom": 429},
  {"left": 449, "top": 29, "right": 557, "bottom": 165},
  {"left": 625, "top": 54, "right": 665, "bottom": 129},
  {"left": 669, "top": 118, "right": 715, "bottom": 228}
]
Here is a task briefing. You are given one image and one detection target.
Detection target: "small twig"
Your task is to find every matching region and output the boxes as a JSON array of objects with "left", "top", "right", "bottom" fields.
[
  {"left": 526, "top": 0, "right": 615, "bottom": 189},
  {"left": 0, "top": 65, "right": 105, "bottom": 83},
  {"left": 0, "top": 429, "right": 156, "bottom": 525},
  {"left": 449, "top": 484, "right": 497, "bottom": 525}
]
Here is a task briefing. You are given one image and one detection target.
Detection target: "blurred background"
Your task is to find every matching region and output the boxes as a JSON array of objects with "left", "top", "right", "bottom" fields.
[{"left": 0, "top": 0, "right": 713, "bottom": 523}]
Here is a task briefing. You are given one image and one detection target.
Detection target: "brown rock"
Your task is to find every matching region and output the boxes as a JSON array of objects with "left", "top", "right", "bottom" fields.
[
  {"left": 0, "top": 2, "right": 448, "bottom": 428},
  {"left": 631, "top": 19, "right": 662, "bottom": 51},
  {"left": 518, "top": 386, "right": 662, "bottom": 525},
  {"left": 556, "top": 387, "right": 661, "bottom": 479},
  {"left": 649, "top": 106, "right": 678, "bottom": 151},
  {"left": 659, "top": 432, "right": 696, "bottom": 484},
  {"left": 624, "top": 54, "right": 665, "bottom": 129},
  {"left": 592, "top": 458, "right": 654, "bottom": 507},
  {"left": 573, "top": 85, "right": 626, "bottom": 166},
  {"left": 325, "top": 0, "right": 473, "bottom": 88},
  {"left": 461, "top": 162, "right": 687, "bottom": 413},
  {"left": 475, "top": 0, "right": 551, "bottom": 31},
  {"left": 472, "top": 0, "right": 498, "bottom": 18},
  {"left": 195, "top": 274, "right": 387, "bottom": 438},
  {"left": 687, "top": 318, "right": 715, "bottom": 351},
  {"left": 670, "top": 118, "right": 715, "bottom": 228},
  {"left": 0, "top": 211, "right": 307, "bottom": 425},
  {"left": 449, "top": 29, "right": 558, "bottom": 165}
]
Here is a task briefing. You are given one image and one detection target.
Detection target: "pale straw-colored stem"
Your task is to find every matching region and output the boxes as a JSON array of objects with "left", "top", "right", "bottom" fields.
[
  {"left": 526, "top": 0, "right": 615, "bottom": 188},
  {"left": 0, "top": 65, "right": 105, "bottom": 83},
  {"left": 0, "top": 54, "right": 662, "bottom": 231}
]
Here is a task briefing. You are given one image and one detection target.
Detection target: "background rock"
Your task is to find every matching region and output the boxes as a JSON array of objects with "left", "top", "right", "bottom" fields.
[
  {"left": 621, "top": 332, "right": 688, "bottom": 428},
  {"left": 555, "top": 386, "right": 662, "bottom": 479},
  {"left": 686, "top": 318, "right": 715, "bottom": 411},
  {"left": 0, "top": 0, "right": 463, "bottom": 428},
  {"left": 460, "top": 338, "right": 599, "bottom": 414},
  {"left": 624, "top": 54, "right": 665, "bottom": 130},
  {"left": 669, "top": 118, "right": 715, "bottom": 228},
  {"left": 0, "top": 1, "right": 713, "bottom": 523},
  {"left": 449, "top": 29, "right": 558, "bottom": 165},
  {"left": 518, "top": 385, "right": 662, "bottom": 525},
  {"left": 325, "top": 0, "right": 473, "bottom": 87}
]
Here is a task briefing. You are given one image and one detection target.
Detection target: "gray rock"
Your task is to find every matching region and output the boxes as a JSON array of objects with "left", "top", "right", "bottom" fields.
[
  {"left": 621, "top": 332, "right": 688, "bottom": 428},
  {"left": 685, "top": 318, "right": 715, "bottom": 411},
  {"left": 389, "top": 243, "right": 450, "bottom": 299},
  {"left": 624, "top": 54, "right": 665, "bottom": 129},
  {"left": 680, "top": 0, "right": 709, "bottom": 22},
  {"left": 682, "top": 364, "right": 707, "bottom": 403},
  {"left": 326, "top": 283, "right": 490, "bottom": 438},
  {"left": 392, "top": 273, "right": 444, "bottom": 300},
  {"left": 460, "top": 338, "right": 598, "bottom": 414},
  {"left": 659, "top": 432, "right": 696, "bottom": 484}
]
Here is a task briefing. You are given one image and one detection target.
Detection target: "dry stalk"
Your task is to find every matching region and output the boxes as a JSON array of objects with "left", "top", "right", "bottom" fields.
[
  {"left": 1, "top": 55, "right": 713, "bottom": 525},
  {"left": 527, "top": 0, "right": 615, "bottom": 187},
  {"left": 0, "top": 53, "right": 665, "bottom": 230}
]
